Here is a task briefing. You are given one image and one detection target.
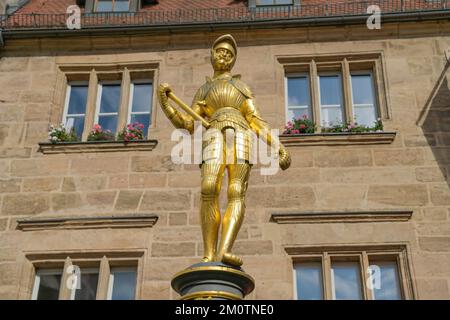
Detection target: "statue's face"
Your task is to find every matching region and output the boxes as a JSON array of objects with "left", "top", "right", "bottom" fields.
[{"left": 211, "top": 47, "right": 235, "bottom": 72}]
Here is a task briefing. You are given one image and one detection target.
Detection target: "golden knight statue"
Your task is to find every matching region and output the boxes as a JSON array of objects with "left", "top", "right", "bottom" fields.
[{"left": 158, "top": 34, "right": 291, "bottom": 267}]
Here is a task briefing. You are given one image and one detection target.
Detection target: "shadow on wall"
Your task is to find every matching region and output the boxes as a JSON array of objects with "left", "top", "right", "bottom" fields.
[{"left": 419, "top": 58, "right": 450, "bottom": 190}]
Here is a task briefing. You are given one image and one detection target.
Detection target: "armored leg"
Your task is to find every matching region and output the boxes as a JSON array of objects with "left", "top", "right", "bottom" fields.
[
  {"left": 218, "top": 163, "right": 251, "bottom": 266},
  {"left": 200, "top": 163, "right": 226, "bottom": 262}
]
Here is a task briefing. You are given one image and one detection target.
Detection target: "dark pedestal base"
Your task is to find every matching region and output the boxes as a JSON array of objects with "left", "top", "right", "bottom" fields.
[{"left": 171, "top": 262, "right": 255, "bottom": 300}]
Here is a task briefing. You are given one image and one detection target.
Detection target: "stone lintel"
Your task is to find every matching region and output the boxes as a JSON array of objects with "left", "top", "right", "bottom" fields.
[
  {"left": 38, "top": 139, "right": 158, "bottom": 154},
  {"left": 279, "top": 131, "right": 396, "bottom": 147},
  {"left": 271, "top": 209, "right": 413, "bottom": 224},
  {"left": 16, "top": 214, "right": 159, "bottom": 231}
]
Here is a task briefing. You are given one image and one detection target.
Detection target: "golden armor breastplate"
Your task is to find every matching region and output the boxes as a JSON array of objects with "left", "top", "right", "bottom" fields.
[
  {"left": 204, "top": 79, "right": 247, "bottom": 117},
  {"left": 202, "top": 79, "right": 252, "bottom": 164}
]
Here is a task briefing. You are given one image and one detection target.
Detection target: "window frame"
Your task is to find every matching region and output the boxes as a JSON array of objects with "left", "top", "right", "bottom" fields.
[
  {"left": 349, "top": 70, "right": 379, "bottom": 126},
  {"left": 95, "top": 80, "right": 123, "bottom": 134},
  {"left": 317, "top": 72, "right": 345, "bottom": 128},
  {"left": 289, "top": 245, "right": 415, "bottom": 300},
  {"left": 292, "top": 256, "right": 324, "bottom": 300},
  {"left": 367, "top": 256, "right": 404, "bottom": 300},
  {"left": 127, "top": 79, "right": 153, "bottom": 137},
  {"left": 278, "top": 53, "right": 391, "bottom": 133},
  {"left": 62, "top": 81, "right": 89, "bottom": 136},
  {"left": 69, "top": 266, "right": 100, "bottom": 300},
  {"left": 94, "top": 0, "right": 131, "bottom": 13},
  {"left": 53, "top": 63, "right": 158, "bottom": 143},
  {"left": 31, "top": 268, "right": 63, "bottom": 300},
  {"left": 256, "top": 0, "right": 294, "bottom": 6},
  {"left": 24, "top": 251, "right": 144, "bottom": 300},
  {"left": 329, "top": 256, "right": 365, "bottom": 300},
  {"left": 106, "top": 266, "right": 138, "bottom": 300},
  {"left": 284, "top": 73, "right": 312, "bottom": 123}
]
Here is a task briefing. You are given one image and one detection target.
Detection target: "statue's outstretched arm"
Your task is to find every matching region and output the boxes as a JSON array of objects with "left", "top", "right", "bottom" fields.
[
  {"left": 158, "top": 83, "right": 205, "bottom": 134},
  {"left": 243, "top": 98, "right": 291, "bottom": 170}
]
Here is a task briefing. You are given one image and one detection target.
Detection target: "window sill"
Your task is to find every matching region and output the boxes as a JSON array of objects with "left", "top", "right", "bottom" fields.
[
  {"left": 38, "top": 139, "right": 158, "bottom": 154},
  {"left": 279, "top": 131, "right": 396, "bottom": 147},
  {"left": 271, "top": 210, "right": 413, "bottom": 224}
]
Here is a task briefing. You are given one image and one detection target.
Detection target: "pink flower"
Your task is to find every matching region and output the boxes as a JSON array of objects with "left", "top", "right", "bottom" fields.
[
  {"left": 287, "top": 121, "right": 292, "bottom": 127},
  {"left": 93, "top": 124, "right": 102, "bottom": 131},
  {"left": 299, "top": 124, "right": 306, "bottom": 129},
  {"left": 303, "top": 114, "right": 308, "bottom": 119},
  {"left": 291, "top": 129, "right": 300, "bottom": 134},
  {"left": 138, "top": 123, "right": 144, "bottom": 129}
]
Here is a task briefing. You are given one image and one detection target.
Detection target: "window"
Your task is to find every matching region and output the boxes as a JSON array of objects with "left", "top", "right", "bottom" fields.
[
  {"left": 285, "top": 75, "right": 311, "bottom": 121},
  {"left": 291, "top": 246, "right": 414, "bottom": 300},
  {"left": 128, "top": 81, "right": 153, "bottom": 135},
  {"left": 107, "top": 267, "right": 137, "bottom": 300},
  {"left": 96, "top": 0, "right": 130, "bottom": 12},
  {"left": 331, "top": 261, "right": 363, "bottom": 300},
  {"left": 350, "top": 72, "right": 378, "bottom": 126},
  {"left": 280, "top": 54, "right": 390, "bottom": 131},
  {"left": 30, "top": 254, "right": 140, "bottom": 300},
  {"left": 294, "top": 262, "right": 323, "bottom": 300},
  {"left": 95, "top": 82, "right": 122, "bottom": 134},
  {"left": 63, "top": 82, "right": 88, "bottom": 139},
  {"left": 257, "top": 0, "right": 293, "bottom": 5},
  {"left": 71, "top": 267, "right": 100, "bottom": 300},
  {"left": 56, "top": 63, "right": 157, "bottom": 141},
  {"left": 31, "top": 269, "right": 63, "bottom": 300},
  {"left": 318, "top": 74, "right": 344, "bottom": 127},
  {"left": 369, "top": 260, "right": 402, "bottom": 300}
]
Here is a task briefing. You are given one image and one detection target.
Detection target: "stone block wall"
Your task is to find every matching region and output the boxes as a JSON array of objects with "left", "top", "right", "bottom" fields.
[{"left": 0, "top": 21, "right": 450, "bottom": 299}]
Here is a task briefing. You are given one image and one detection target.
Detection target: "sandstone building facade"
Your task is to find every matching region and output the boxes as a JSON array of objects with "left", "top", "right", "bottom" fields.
[{"left": 0, "top": 0, "right": 450, "bottom": 300}]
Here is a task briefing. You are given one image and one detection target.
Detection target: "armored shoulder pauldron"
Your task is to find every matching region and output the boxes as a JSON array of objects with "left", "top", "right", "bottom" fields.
[{"left": 201, "top": 75, "right": 254, "bottom": 101}]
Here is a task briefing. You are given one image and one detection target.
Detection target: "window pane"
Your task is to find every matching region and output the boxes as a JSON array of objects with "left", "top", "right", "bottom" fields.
[
  {"left": 354, "top": 105, "right": 377, "bottom": 127},
  {"left": 66, "top": 116, "right": 85, "bottom": 138},
  {"left": 257, "top": 0, "right": 275, "bottom": 5},
  {"left": 351, "top": 74, "right": 377, "bottom": 126},
  {"left": 132, "top": 83, "right": 152, "bottom": 113},
  {"left": 109, "top": 268, "right": 137, "bottom": 300},
  {"left": 96, "top": 0, "right": 113, "bottom": 12},
  {"left": 99, "top": 115, "right": 118, "bottom": 133},
  {"left": 100, "top": 84, "right": 121, "bottom": 113},
  {"left": 276, "top": 0, "right": 293, "bottom": 4},
  {"left": 295, "top": 262, "right": 323, "bottom": 300},
  {"left": 371, "top": 261, "right": 402, "bottom": 300},
  {"left": 351, "top": 74, "right": 375, "bottom": 105},
  {"left": 287, "top": 76, "right": 310, "bottom": 107},
  {"left": 331, "top": 262, "right": 363, "bottom": 300},
  {"left": 319, "top": 75, "right": 342, "bottom": 105},
  {"left": 68, "top": 85, "right": 88, "bottom": 115},
  {"left": 287, "top": 107, "right": 310, "bottom": 122},
  {"left": 115, "top": 0, "right": 130, "bottom": 12},
  {"left": 74, "top": 269, "right": 99, "bottom": 300},
  {"left": 35, "top": 271, "right": 62, "bottom": 300},
  {"left": 321, "top": 106, "right": 343, "bottom": 126},
  {"left": 130, "top": 114, "right": 150, "bottom": 137}
]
